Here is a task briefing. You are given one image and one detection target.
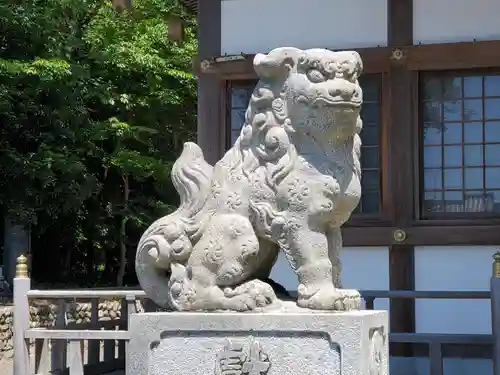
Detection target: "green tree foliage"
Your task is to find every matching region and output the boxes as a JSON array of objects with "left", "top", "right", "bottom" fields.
[{"left": 0, "top": 0, "right": 197, "bottom": 285}]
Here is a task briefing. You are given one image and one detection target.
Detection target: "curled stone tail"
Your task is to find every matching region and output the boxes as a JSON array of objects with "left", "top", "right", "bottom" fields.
[
  {"left": 171, "top": 142, "right": 214, "bottom": 219},
  {"left": 135, "top": 142, "right": 213, "bottom": 308}
]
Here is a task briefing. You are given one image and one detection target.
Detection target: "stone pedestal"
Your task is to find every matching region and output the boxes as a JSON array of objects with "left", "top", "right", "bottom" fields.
[{"left": 127, "top": 304, "right": 388, "bottom": 375}]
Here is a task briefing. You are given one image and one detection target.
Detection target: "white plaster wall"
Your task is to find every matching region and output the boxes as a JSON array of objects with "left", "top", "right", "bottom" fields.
[
  {"left": 414, "top": 0, "right": 500, "bottom": 44},
  {"left": 270, "top": 246, "right": 390, "bottom": 312},
  {"left": 414, "top": 246, "right": 496, "bottom": 334},
  {"left": 221, "top": 0, "right": 388, "bottom": 55}
]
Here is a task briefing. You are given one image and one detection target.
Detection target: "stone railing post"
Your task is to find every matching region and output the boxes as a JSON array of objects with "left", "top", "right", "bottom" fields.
[
  {"left": 13, "top": 254, "right": 31, "bottom": 375},
  {"left": 492, "top": 252, "right": 500, "bottom": 375}
]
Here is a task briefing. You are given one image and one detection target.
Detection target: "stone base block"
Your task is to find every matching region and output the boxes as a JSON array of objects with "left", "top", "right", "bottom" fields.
[{"left": 127, "top": 304, "right": 388, "bottom": 375}]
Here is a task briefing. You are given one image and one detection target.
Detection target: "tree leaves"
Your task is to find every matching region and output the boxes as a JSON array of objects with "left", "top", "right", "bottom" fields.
[{"left": 0, "top": 0, "right": 197, "bottom": 284}]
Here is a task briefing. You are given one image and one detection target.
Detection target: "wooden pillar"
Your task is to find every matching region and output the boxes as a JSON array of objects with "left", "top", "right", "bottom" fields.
[
  {"left": 196, "top": 0, "right": 222, "bottom": 165},
  {"left": 387, "top": 0, "right": 416, "bottom": 356},
  {"left": 491, "top": 253, "right": 500, "bottom": 375}
]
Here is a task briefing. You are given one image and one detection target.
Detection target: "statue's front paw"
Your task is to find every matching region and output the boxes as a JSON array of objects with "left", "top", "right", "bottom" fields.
[
  {"left": 297, "top": 284, "right": 361, "bottom": 311},
  {"left": 222, "top": 280, "right": 277, "bottom": 311}
]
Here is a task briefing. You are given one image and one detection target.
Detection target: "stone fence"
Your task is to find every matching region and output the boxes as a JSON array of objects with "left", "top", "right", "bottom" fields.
[{"left": 0, "top": 299, "right": 146, "bottom": 360}]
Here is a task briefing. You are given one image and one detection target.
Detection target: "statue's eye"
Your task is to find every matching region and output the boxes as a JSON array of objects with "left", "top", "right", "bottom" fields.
[
  {"left": 307, "top": 69, "right": 325, "bottom": 83},
  {"left": 324, "top": 61, "right": 338, "bottom": 75},
  {"left": 338, "top": 61, "right": 356, "bottom": 79}
]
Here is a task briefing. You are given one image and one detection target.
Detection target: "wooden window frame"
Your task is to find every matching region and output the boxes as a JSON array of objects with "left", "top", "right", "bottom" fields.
[
  {"left": 351, "top": 73, "right": 390, "bottom": 224},
  {"left": 415, "top": 68, "right": 500, "bottom": 224},
  {"left": 406, "top": 41, "right": 500, "bottom": 244},
  {"left": 224, "top": 79, "right": 256, "bottom": 150}
]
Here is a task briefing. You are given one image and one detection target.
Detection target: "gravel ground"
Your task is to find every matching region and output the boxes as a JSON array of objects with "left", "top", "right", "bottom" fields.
[{"left": 0, "top": 356, "right": 125, "bottom": 375}]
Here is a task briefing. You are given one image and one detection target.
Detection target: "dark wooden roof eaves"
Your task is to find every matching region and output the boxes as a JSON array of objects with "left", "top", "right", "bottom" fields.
[
  {"left": 180, "top": 0, "right": 198, "bottom": 11},
  {"left": 194, "top": 47, "right": 392, "bottom": 79}
]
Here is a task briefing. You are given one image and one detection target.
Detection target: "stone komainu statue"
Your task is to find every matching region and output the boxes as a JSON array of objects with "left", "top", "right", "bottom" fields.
[{"left": 136, "top": 47, "right": 364, "bottom": 311}]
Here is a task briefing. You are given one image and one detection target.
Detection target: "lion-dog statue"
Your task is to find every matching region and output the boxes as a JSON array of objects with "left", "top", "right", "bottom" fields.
[{"left": 136, "top": 47, "right": 364, "bottom": 312}]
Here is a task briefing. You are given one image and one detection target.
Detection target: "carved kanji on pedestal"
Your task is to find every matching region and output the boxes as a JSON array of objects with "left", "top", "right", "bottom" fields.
[{"left": 215, "top": 339, "right": 270, "bottom": 375}]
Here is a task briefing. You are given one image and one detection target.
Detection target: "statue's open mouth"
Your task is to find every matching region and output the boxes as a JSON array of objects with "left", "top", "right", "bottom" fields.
[{"left": 312, "top": 96, "right": 362, "bottom": 108}]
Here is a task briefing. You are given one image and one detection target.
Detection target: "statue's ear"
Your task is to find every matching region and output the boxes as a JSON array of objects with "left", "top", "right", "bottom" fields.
[
  {"left": 254, "top": 53, "right": 288, "bottom": 80},
  {"left": 334, "top": 50, "right": 364, "bottom": 81},
  {"left": 253, "top": 48, "right": 303, "bottom": 80},
  {"left": 351, "top": 51, "right": 363, "bottom": 79}
]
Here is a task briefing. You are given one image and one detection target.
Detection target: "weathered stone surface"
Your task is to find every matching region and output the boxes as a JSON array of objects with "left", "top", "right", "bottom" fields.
[
  {"left": 0, "top": 299, "right": 130, "bottom": 359},
  {"left": 136, "top": 47, "right": 365, "bottom": 312},
  {"left": 127, "top": 307, "right": 388, "bottom": 375}
]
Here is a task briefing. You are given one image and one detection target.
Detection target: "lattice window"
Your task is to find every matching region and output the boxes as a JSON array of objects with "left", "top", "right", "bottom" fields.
[
  {"left": 228, "top": 82, "right": 254, "bottom": 146},
  {"left": 227, "top": 75, "right": 382, "bottom": 214},
  {"left": 421, "top": 72, "right": 500, "bottom": 216},
  {"left": 354, "top": 75, "right": 382, "bottom": 214}
]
